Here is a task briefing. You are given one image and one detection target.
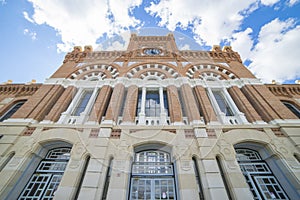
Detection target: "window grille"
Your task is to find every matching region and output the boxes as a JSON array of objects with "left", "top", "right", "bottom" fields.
[
  {"left": 235, "top": 148, "right": 289, "bottom": 200},
  {"left": 18, "top": 147, "right": 71, "bottom": 200},
  {"left": 130, "top": 150, "right": 176, "bottom": 200}
]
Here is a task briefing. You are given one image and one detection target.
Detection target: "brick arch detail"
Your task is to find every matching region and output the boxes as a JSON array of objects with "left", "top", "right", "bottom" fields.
[
  {"left": 185, "top": 63, "right": 238, "bottom": 80},
  {"left": 126, "top": 63, "right": 179, "bottom": 79},
  {"left": 68, "top": 64, "right": 119, "bottom": 80}
]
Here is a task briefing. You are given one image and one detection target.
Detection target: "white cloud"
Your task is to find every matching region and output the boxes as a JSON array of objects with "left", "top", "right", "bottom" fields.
[
  {"left": 23, "top": 28, "right": 37, "bottom": 40},
  {"left": 260, "top": 0, "right": 280, "bottom": 6},
  {"left": 0, "top": 0, "right": 6, "bottom": 5},
  {"left": 23, "top": 11, "right": 34, "bottom": 23},
  {"left": 95, "top": 30, "right": 131, "bottom": 51},
  {"left": 178, "top": 44, "right": 191, "bottom": 50},
  {"left": 288, "top": 0, "right": 299, "bottom": 6},
  {"left": 248, "top": 18, "right": 300, "bottom": 82},
  {"left": 230, "top": 28, "right": 254, "bottom": 62},
  {"left": 145, "top": 0, "right": 259, "bottom": 46},
  {"left": 25, "top": 0, "right": 143, "bottom": 52}
]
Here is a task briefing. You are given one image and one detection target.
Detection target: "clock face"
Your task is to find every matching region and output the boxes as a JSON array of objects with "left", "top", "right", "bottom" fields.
[{"left": 144, "top": 48, "right": 162, "bottom": 55}]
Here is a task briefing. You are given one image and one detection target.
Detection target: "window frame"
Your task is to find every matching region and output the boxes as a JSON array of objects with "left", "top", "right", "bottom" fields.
[
  {"left": 0, "top": 100, "right": 26, "bottom": 122},
  {"left": 18, "top": 147, "right": 71, "bottom": 200}
]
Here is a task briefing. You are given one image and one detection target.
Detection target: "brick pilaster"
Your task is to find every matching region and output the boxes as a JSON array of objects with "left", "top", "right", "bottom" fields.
[
  {"left": 167, "top": 85, "right": 182, "bottom": 123},
  {"left": 122, "top": 85, "right": 138, "bottom": 123},
  {"left": 228, "top": 86, "right": 263, "bottom": 123},
  {"left": 241, "top": 85, "right": 280, "bottom": 122},
  {"left": 12, "top": 85, "right": 64, "bottom": 121},
  {"left": 180, "top": 84, "right": 201, "bottom": 122},
  {"left": 88, "top": 85, "right": 112, "bottom": 123},
  {"left": 105, "top": 83, "right": 125, "bottom": 121},
  {"left": 194, "top": 86, "right": 218, "bottom": 123},
  {"left": 44, "top": 86, "right": 77, "bottom": 122},
  {"left": 252, "top": 85, "right": 298, "bottom": 120}
]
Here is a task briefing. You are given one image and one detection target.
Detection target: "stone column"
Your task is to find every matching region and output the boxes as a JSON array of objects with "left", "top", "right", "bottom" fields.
[
  {"left": 88, "top": 85, "right": 112, "bottom": 123},
  {"left": 228, "top": 86, "right": 263, "bottom": 123},
  {"left": 167, "top": 85, "right": 183, "bottom": 124},
  {"left": 194, "top": 86, "right": 218, "bottom": 124},
  {"left": 180, "top": 84, "right": 202, "bottom": 124},
  {"left": 43, "top": 86, "right": 77, "bottom": 122},
  {"left": 138, "top": 87, "right": 146, "bottom": 124},
  {"left": 122, "top": 85, "right": 138, "bottom": 124},
  {"left": 104, "top": 83, "right": 125, "bottom": 123},
  {"left": 159, "top": 87, "right": 167, "bottom": 124}
]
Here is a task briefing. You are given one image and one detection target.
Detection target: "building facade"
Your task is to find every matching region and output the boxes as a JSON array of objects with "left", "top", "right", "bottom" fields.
[{"left": 0, "top": 33, "right": 299, "bottom": 200}]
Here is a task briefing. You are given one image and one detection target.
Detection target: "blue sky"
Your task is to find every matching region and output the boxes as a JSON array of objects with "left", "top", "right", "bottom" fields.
[{"left": 0, "top": 0, "right": 299, "bottom": 83}]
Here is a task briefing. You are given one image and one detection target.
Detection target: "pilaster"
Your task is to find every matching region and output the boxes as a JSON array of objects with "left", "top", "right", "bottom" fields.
[
  {"left": 104, "top": 83, "right": 125, "bottom": 122},
  {"left": 167, "top": 85, "right": 183, "bottom": 123}
]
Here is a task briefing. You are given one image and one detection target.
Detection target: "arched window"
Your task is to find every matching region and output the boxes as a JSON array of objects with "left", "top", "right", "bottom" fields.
[
  {"left": 282, "top": 101, "right": 300, "bottom": 118},
  {"left": 72, "top": 90, "right": 93, "bottom": 116},
  {"left": 0, "top": 151, "right": 15, "bottom": 172},
  {"left": 136, "top": 87, "right": 169, "bottom": 125},
  {"left": 206, "top": 86, "right": 247, "bottom": 125},
  {"left": 0, "top": 100, "right": 26, "bottom": 122},
  {"left": 74, "top": 155, "right": 90, "bottom": 200},
  {"left": 212, "top": 91, "right": 234, "bottom": 116},
  {"left": 216, "top": 156, "right": 233, "bottom": 200},
  {"left": 102, "top": 157, "right": 113, "bottom": 200},
  {"left": 235, "top": 148, "right": 289, "bottom": 199},
  {"left": 129, "top": 149, "right": 176, "bottom": 200},
  {"left": 192, "top": 157, "right": 204, "bottom": 200},
  {"left": 18, "top": 147, "right": 71, "bottom": 199}
]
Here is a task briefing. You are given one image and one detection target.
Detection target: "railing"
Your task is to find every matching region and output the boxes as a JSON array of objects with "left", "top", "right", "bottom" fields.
[
  {"left": 67, "top": 116, "right": 81, "bottom": 124},
  {"left": 135, "top": 117, "right": 171, "bottom": 126},
  {"left": 116, "top": 116, "right": 189, "bottom": 125},
  {"left": 223, "top": 116, "right": 239, "bottom": 124},
  {"left": 132, "top": 162, "right": 173, "bottom": 175}
]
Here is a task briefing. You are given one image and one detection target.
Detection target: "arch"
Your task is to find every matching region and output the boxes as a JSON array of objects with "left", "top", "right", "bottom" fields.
[
  {"left": 68, "top": 64, "right": 119, "bottom": 80},
  {"left": 129, "top": 142, "right": 177, "bottom": 200},
  {"left": 0, "top": 99, "right": 27, "bottom": 122},
  {"left": 281, "top": 100, "right": 300, "bottom": 118},
  {"left": 4, "top": 140, "right": 72, "bottom": 200},
  {"left": 133, "top": 142, "right": 172, "bottom": 154},
  {"left": 192, "top": 156, "right": 205, "bottom": 200},
  {"left": 18, "top": 146, "right": 72, "bottom": 199},
  {"left": 74, "top": 154, "right": 91, "bottom": 200},
  {"left": 102, "top": 156, "right": 113, "bottom": 200},
  {"left": 185, "top": 64, "right": 238, "bottom": 80},
  {"left": 0, "top": 151, "right": 15, "bottom": 172},
  {"left": 234, "top": 143, "right": 299, "bottom": 199},
  {"left": 38, "top": 128, "right": 82, "bottom": 145},
  {"left": 215, "top": 154, "right": 234, "bottom": 200},
  {"left": 126, "top": 63, "right": 179, "bottom": 79},
  {"left": 222, "top": 129, "right": 270, "bottom": 147},
  {"left": 128, "top": 130, "right": 177, "bottom": 148}
]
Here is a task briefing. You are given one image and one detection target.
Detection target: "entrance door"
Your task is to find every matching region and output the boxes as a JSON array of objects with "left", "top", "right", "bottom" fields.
[
  {"left": 129, "top": 150, "right": 176, "bottom": 200},
  {"left": 130, "top": 178, "right": 175, "bottom": 200}
]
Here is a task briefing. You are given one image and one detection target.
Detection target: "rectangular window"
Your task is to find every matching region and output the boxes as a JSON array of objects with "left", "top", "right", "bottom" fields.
[
  {"left": 163, "top": 91, "right": 169, "bottom": 116},
  {"left": 136, "top": 90, "right": 142, "bottom": 116},
  {"left": 72, "top": 91, "right": 93, "bottom": 116},
  {"left": 212, "top": 91, "right": 233, "bottom": 116},
  {"left": 145, "top": 91, "right": 160, "bottom": 117},
  {"left": 0, "top": 101, "right": 26, "bottom": 122}
]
